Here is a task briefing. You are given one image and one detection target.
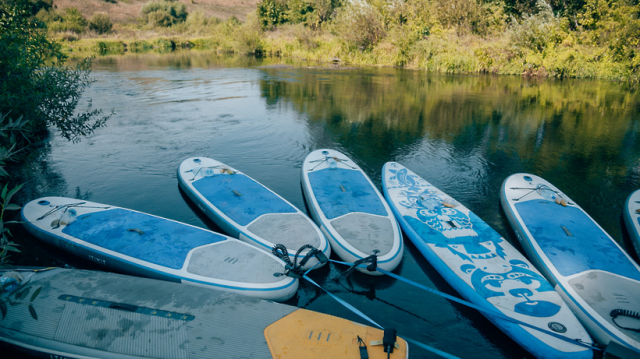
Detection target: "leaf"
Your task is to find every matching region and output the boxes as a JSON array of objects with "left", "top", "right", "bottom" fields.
[
  {"left": 0, "top": 300, "right": 6, "bottom": 320},
  {"left": 28, "top": 304, "right": 37, "bottom": 320},
  {"left": 5, "top": 183, "right": 23, "bottom": 204},
  {"left": 30, "top": 286, "right": 41, "bottom": 302},
  {"left": 3, "top": 204, "right": 21, "bottom": 211},
  {"left": 5, "top": 246, "right": 20, "bottom": 253},
  {"left": 1, "top": 184, "right": 7, "bottom": 201}
]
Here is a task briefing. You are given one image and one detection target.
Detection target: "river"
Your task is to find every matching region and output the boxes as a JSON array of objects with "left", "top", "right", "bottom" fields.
[{"left": 9, "top": 50, "right": 640, "bottom": 358}]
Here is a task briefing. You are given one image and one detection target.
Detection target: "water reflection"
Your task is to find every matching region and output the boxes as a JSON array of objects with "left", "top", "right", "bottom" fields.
[
  {"left": 8, "top": 52, "right": 640, "bottom": 358},
  {"left": 258, "top": 68, "right": 640, "bottom": 244}
]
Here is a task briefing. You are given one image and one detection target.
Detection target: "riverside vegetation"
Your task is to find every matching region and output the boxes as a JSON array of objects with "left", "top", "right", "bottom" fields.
[
  {"left": 0, "top": 0, "right": 112, "bottom": 265},
  {"left": 32, "top": 0, "right": 640, "bottom": 82}
]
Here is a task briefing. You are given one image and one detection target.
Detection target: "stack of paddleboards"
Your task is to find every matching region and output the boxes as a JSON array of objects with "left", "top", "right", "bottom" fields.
[
  {"left": 382, "top": 163, "right": 594, "bottom": 359},
  {"left": 0, "top": 267, "right": 409, "bottom": 359},
  {"left": 21, "top": 197, "right": 298, "bottom": 302},
  {"left": 623, "top": 189, "right": 640, "bottom": 260},
  {"left": 178, "top": 157, "right": 330, "bottom": 270},
  {"left": 501, "top": 173, "right": 640, "bottom": 355},
  {"left": 301, "top": 149, "right": 403, "bottom": 275}
]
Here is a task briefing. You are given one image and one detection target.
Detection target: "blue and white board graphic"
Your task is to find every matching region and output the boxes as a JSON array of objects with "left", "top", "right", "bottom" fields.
[
  {"left": 178, "top": 157, "right": 330, "bottom": 270},
  {"left": 21, "top": 197, "right": 298, "bottom": 302},
  {"left": 301, "top": 149, "right": 403, "bottom": 275},
  {"left": 383, "top": 163, "right": 592, "bottom": 358},
  {"left": 623, "top": 189, "right": 640, "bottom": 261},
  {"left": 502, "top": 173, "right": 640, "bottom": 354}
]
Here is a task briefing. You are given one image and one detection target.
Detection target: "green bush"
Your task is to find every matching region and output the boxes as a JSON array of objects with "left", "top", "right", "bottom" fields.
[
  {"left": 331, "top": 0, "right": 385, "bottom": 50},
  {"left": 0, "top": 1, "right": 111, "bottom": 144},
  {"left": 46, "top": 7, "right": 88, "bottom": 34},
  {"left": 257, "top": 0, "right": 288, "bottom": 27},
  {"left": 141, "top": 0, "right": 187, "bottom": 27},
  {"left": 89, "top": 12, "right": 113, "bottom": 34},
  {"left": 509, "top": 0, "right": 566, "bottom": 52},
  {"left": 62, "top": 7, "right": 87, "bottom": 34}
]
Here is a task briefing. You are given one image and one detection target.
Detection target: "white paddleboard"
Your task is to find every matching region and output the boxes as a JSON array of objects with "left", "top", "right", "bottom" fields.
[
  {"left": 623, "top": 189, "right": 640, "bottom": 260},
  {"left": 21, "top": 197, "right": 298, "bottom": 302},
  {"left": 0, "top": 267, "right": 409, "bottom": 359},
  {"left": 178, "top": 157, "right": 330, "bottom": 271},
  {"left": 501, "top": 173, "right": 640, "bottom": 354},
  {"left": 301, "top": 149, "right": 403, "bottom": 275},
  {"left": 383, "top": 163, "right": 593, "bottom": 359}
]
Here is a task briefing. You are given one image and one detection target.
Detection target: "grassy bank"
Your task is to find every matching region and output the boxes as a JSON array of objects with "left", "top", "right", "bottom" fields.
[{"left": 46, "top": 0, "right": 640, "bottom": 82}]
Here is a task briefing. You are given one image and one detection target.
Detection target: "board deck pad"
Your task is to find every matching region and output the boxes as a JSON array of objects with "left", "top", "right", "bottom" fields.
[
  {"left": 192, "top": 173, "right": 296, "bottom": 226},
  {"left": 265, "top": 309, "right": 408, "bottom": 359},
  {"left": 383, "top": 163, "right": 593, "bottom": 358},
  {"left": 62, "top": 208, "right": 224, "bottom": 269},
  {"left": 515, "top": 200, "right": 640, "bottom": 279},
  {"left": 307, "top": 168, "right": 388, "bottom": 220}
]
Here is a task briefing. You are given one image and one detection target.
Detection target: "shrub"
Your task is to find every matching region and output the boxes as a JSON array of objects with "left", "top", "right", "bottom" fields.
[
  {"left": 509, "top": 0, "right": 566, "bottom": 52},
  {"left": 331, "top": 0, "right": 385, "bottom": 50},
  {"left": 0, "top": 1, "right": 111, "bottom": 144},
  {"left": 61, "top": 7, "right": 87, "bottom": 34},
  {"left": 89, "top": 12, "right": 113, "bottom": 34},
  {"left": 257, "top": 0, "right": 288, "bottom": 28},
  {"left": 141, "top": 0, "right": 187, "bottom": 27}
]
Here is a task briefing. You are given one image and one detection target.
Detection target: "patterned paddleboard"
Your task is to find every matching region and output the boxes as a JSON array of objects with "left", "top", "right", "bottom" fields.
[
  {"left": 301, "top": 149, "right": 403, "bottom": 275},
  {"left": 0, "top": 267, "right": 408, "bottom": 359},
  {"left": 178, "top": 157, "right": 330, "bottom": 270},
  {"left": 383, "top": 163, "right": 593, "bottom": 358},
  {"left": 623, "top": 189, "right": 640, "bottom": 260},
  {"left": 21, "top": 197, "right": 298, "bottom": 302},
  {"left": 501, "top": 173, "right": 640, "bottom": 354}
]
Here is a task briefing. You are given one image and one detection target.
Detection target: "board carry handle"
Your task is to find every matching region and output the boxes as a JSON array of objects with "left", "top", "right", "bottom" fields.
[{"left": 108, "top": 302, "right": 139, "bottom": 312}]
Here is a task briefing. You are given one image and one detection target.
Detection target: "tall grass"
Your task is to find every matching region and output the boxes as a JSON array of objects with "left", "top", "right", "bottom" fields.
[{"left": 50, "top": 0, "right": 640, "bottom": 82}]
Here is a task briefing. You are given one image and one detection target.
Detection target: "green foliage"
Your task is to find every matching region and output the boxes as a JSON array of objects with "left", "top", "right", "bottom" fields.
[
  {"left": 578, "top": 0, "right": 640, "bottom": 61},
  {"left": 88, "top": 12, "right": 113, "bottom": 34},
  {"left": 0, "top": 1, "right": 111, "bottom": 143},
  {"left": 141, "top": 0, "right": 188, "bottom": 27},
  {"left": 509, "top": 0, "right": 567, "bottom": 52},
  {"left": 258, "top": 0, "right": 288, "bottom": 27},
  {"left": 46, "top": 7, "right": 88, "bottom": 34},
  {"left": 331, "top": 0, "right": 385, "bottom": 50}
]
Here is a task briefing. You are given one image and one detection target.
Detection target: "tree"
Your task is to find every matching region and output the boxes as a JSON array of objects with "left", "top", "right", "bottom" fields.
[{"left": 0, "top": 0, "right": 111, "bottom": 146}]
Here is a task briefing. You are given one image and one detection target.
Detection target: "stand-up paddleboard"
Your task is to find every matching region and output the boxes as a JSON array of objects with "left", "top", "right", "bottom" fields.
[
  {"left": 301, "top": 149, "right": 403, "bottom": 275},
  {"left": 21, "top": 197, "right": 298, "bottom": 302},
  {"left": 501, "top": 173, "right": 640, "bottom": 354},
  {"left": 0, "top": 267, "right": 409, "bottom": 359},
  {"left": 382, "top": 163, "right": 593, "bottom": 359},
  {"left": 623, "top": 189, "right": 640, "bottom": 260},
  {"left": 178, "top": 157, "right": 330, "bottom": 271}
]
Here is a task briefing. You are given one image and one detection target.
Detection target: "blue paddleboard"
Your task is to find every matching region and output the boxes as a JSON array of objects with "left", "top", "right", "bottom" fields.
[
  {"left": 302, "top": 149, "right": 403, "bottom": 275},
  {"left": 21, "top": 197, "right": 298, "bottom": 301},
  {"left": 383, "top": 163, "right": 593, "bottom": 358},
  {"left": 178, "top": 157, "right": 330, "bottom": 270},
  {"left": 501, "top": 173, "right": 640, "bottom": 354}
]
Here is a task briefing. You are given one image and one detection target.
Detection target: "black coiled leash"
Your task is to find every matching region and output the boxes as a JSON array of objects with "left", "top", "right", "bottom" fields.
[
  {"left": 611, "top": 309, "right": 640, "bottom": 332},
  {"left": 272, "top": 244, "right": 328, "bottom": 278}
]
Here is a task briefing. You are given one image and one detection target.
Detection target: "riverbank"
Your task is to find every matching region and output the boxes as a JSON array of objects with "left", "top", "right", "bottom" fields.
[
  {"left": 59, "top": 28, "right": 637, "bottom": 83},
  {"left": 44, "top": 0, "right": 640, "bottom": 82}
]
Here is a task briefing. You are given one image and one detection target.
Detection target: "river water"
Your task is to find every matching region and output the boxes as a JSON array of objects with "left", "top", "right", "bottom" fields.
[{"left": 9, "top": 50, "right": 640, "bottom": 358}]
